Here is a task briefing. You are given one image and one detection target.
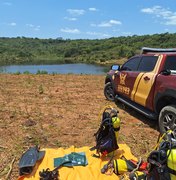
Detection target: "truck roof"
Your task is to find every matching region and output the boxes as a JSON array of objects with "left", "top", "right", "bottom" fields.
[{"left": 141, "top": 47, "right": 176, "bottom": 55}]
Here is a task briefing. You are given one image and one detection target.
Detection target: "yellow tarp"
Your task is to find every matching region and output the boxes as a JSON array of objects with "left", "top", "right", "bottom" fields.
[{"left": 18, "top": 144, "right": 137, "bottom": 180}]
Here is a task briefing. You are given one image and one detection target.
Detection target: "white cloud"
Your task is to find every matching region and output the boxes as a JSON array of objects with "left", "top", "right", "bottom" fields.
[
  {"left": 26, "top": 24, "right": 34, "bottom": 28},
  {"left": 60, "top": 28, "right": 80, "bottom": 34},
  {"left": 98, "top": 22, "right": 112, "bottom": 27},
  {"left": 122, "top": 32, "right": 132, "bottom": 36},
  {"left": 67, "top": 9, "right": 85, "bottom": 16},
  {"left": 112, "top": 29, "right": 120, "bottom": 32},
  {"left": 34, "top": 26, "right": 40, "bottom": 31},
  {"left": 3, "top": 2, "right": 12, "bottom": 6},
  {"left": 86, "top": 31, "right": 110, "bottom": 38},
  {"left": 109, "top": 20, "right": 121, "bottom": 25},
  {"left": 165, "top": 15, "right": 176, "bottom": 25},
  {"left": 89, "top": 8, "right": 98, "bottom": 12},
  {"left": 94, "top": 19, "right": 122, "bottom": 27},
  {"left": 141, "top": 6, "right": 176, "bottom": 25},
  {"left": 8, "top": 22, "right": 16, "bottom": 26},
  {"left": 64, "top": 17, "right": 77, "bottom": 21},
  {"left": 26, "top": 24, "right": 40, "bottom": 31}
]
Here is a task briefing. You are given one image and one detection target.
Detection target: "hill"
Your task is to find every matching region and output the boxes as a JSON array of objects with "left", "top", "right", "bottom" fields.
[{"left": 0, "top": 33, "right": 176, "bottom": 65}]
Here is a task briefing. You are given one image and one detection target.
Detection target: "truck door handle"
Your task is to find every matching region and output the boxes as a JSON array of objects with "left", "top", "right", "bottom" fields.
[{"left": 144, "top": 76, "right": 150, "bottom": 81}]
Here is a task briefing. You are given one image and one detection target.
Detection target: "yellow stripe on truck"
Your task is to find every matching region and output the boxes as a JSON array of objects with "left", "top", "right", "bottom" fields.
[
  {"left": 132, "top": 55, "right": 163, "bottom": 106},
  {"left": 131, "top": 73, "right": 144, "bottom": 101},
  {"left": 134, "top": 72, "right": 155, "bottom": 106}
]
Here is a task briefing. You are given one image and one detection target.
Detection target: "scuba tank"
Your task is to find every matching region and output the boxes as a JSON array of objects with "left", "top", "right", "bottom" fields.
[
  {"left": 166, "top": 131, "right": 176, "bottom": 180},
  {"left": 108, "top": 109, "right": 120, "bottom": 157},
  {"left": 129, "top": 171, "right": 147, "bottom": 180},
  {"left": 101, "top": 157, "right": 148, "bottom": 177},
  {"left": 167, "top": 148, "right": 176, "bottom": 180},
  {"left": 112, "top": 115, "right": 120, "bottom": 143}
]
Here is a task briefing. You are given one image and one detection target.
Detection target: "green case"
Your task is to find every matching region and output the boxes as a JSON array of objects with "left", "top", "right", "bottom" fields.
[{"left": 54, "top": 152, "right": 88, "bottom": 167}]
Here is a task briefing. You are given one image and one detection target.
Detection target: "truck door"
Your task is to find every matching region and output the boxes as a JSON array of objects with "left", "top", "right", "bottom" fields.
[
  {"left": 114, "top": 56, "right": 142, "bottom": 99},
  {"left": 134, "top": 55, "right": 161, "bottom": 107}
]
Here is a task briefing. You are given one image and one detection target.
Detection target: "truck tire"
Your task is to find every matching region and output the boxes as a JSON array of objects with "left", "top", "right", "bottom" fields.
[
  {"left": 104, "top": 82, "right": 115, "bottom": 101},
  {"left": 159, "top": 105, "right": 176, "bottom": 134}
]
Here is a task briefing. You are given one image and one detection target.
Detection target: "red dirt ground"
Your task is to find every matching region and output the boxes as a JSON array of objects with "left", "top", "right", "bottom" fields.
[{"left": 0, "top": 74, "right": 159, "bottom": 179}]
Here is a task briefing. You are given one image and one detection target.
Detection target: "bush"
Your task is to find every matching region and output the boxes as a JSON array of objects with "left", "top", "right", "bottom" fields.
[
  {"left": 36, "top": 70, "right": 48, "bottom": 74},
  {"left": 23, "top": 71, "right": 30, "bottom": 74},
  {"left": 14, "top": 71, "right": 21, "bottom": 75}
]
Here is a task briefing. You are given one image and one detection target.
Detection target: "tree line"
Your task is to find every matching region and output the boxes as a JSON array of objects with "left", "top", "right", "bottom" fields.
[{"left": 0, "top": 33, "right": 176, "bottom": 66}]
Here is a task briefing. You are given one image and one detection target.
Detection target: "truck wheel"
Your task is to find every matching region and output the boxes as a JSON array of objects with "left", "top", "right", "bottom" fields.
[
  {"left": 159, "top": 105, "right": 176, "bottom": 134},
  {"left": 104, "top": 82, "right": 115, "bottom": 101}
]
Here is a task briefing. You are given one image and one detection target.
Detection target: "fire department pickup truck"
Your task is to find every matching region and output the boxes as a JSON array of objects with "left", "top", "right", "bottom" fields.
[{"left": 104, "top": 47, "right": 176, "bottom": 133}]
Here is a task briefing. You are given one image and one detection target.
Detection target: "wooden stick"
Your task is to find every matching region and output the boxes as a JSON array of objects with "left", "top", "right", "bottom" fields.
[
  {"left": 0, "top": 145, "right": 8, "bottom": 149},
  {"left": 5, "top": 157, "right": 16, "bottom": 180}
]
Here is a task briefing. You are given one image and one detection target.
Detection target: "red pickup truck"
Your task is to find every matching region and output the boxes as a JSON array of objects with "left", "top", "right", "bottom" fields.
[{"left": 104, "top": 47, "right": 176, "bottom": 133}]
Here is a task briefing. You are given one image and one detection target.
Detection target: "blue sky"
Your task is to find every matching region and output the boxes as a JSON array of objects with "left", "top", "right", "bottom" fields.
[{"left": 0, "top": 0, "right": 176, "bottom": 39}]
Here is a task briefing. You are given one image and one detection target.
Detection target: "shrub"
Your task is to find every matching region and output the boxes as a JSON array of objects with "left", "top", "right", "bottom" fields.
[{"left": 36, "top": 70, "right": 48, "bottom": 74}]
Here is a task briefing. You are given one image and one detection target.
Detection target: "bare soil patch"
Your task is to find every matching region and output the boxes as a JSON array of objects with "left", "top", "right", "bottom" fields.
[{"left": 0, "top": 74, "right": 159, "bottom": 179}]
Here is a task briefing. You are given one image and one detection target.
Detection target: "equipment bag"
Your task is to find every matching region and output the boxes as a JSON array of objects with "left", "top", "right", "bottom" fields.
[{"left": 90, "top": 106, "right": 120, "bottom": 156}]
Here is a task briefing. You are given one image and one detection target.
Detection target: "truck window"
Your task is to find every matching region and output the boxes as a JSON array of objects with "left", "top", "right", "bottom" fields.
[
  {"left": 121, "top": 57, "right": 141, "bottom": 71},
  {"left": 164, "top": 56, "right": 176, "bottom": 71},
  {"left": 137, "top": 56, "right": 158, "bottom": 72}
]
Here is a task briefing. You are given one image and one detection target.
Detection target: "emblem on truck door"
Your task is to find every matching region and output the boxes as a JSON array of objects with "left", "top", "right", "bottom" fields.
[
  {"left": 120, "top": 73, "right": 127, "bottom": 85},
  {"left": 118, "top": 73, "right": 130, "bottom": 95}
]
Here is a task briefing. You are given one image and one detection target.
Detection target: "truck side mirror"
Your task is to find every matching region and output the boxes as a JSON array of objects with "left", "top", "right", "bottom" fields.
[
  {"left": 160, "top": 69, "right": 171, "bottom": 75},
  {"left": 111, "top": 65, "right": 120, "bottom": 71}
]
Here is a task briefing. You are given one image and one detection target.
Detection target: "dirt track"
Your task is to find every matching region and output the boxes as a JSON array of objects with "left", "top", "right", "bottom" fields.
[{"left": 0, "top": 74, "right": 159, "bottom": 179}]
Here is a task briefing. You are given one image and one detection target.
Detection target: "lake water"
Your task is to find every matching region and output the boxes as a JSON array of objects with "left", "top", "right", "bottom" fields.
[{"left": 0, "top": 63, "right": 108, "bottom": 74}]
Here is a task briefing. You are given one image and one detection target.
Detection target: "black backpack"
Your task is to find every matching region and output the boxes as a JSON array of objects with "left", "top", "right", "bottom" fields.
[{"left": 91, "top": 107, "right": 119, "bottom": 156}]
